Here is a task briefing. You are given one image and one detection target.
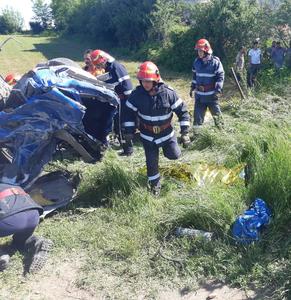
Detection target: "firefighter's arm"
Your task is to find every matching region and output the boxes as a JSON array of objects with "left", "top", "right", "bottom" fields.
[
  {"left": 122, "top": 98, "right": 137, "bottom": 136},
  {"left": 190, "top": 64, "right": 197, "bottom": 97},
  {"left": 215, "top": 60, "right": 225, "bottom": 93},
  {"left": 174, "top": 97, "right": 191, "bottom": 148},
  {"left": 115, "top": 64, "right": 133, "bottom": 97},
  {"left": 170, "top": 91, "right": 190, "bottom": 135}
]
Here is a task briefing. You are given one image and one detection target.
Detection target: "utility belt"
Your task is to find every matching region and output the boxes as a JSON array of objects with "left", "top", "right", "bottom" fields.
[
  {"left": 0, "top": 187, "right": 27, "bottom": 200},
  {"left": 141, "top": 121, "right": 171, "bottom": 134},
  {"left": 197, "top": 83, "right": 215, "bottom": 92}
]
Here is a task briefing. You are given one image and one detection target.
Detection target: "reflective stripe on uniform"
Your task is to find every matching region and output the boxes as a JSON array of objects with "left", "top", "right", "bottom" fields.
[
  {"left": 140, "top": 133, "right": 154, "bottom": 142},
  {"left": 138, "top": 111, "right": 172, "bottom": 122},
  {"left": 196, "top": 90, "right": 216, "bottom": 95},
  {"left": 180, "top": 121, "right": 190, "bottom": 126},
  {"left": 124, "top": 90, "right": 132, "bottom": 95},
  {"left": 118, "top": 75, "right": 130, "bottom": 82},
  {"left": 126, "top": 101, "right": 138, "bottom": 111},
  {"left": 171, "top": 98, "right": 183, "bottom": 110},
  {"left": 123, "top": 122, "right": 135, "bottom": 127},
  {"left": 196, "top": 73, "right": 215, "bottom": 77},
  {"left": 148, "top": 173, "right": 160, "bottom": 181},
  {"left": 192, "top": 80, "right": 197, "bottom": 84},
  {"left": 140, "top": 130, "right": 174, "bottom": 144},
  {"left": 155, "top": 130, "right": 174, "bottom": 144}
]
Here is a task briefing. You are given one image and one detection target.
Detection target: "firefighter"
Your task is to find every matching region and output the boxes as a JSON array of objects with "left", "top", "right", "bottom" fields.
[
  {"left": 0, "top": 183, "right": 53, "bottom": 273},
  {"left": 82, "top": 49, "right": 104, "bottom": 76},
  {"left": 4, "top": 73, "right": 19, "bottom": 86},
  {"left": 189, "top": 39, "right": 225, "bottom": 136},
  {"left": 122, "top": 61, "right": 190, "bottom": 196},
  {"left": 90, "top": 49, "right": 134, "bottom": 156}
]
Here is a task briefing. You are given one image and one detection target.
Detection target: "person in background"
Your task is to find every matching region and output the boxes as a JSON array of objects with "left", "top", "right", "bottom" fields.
[
  {"left": 122, "top": 61, "right": 190, "bottom": 196},
  {"left": 285, "top": 40, "right": 291, "bottom": 69},
  {"left": 189, "top": 38, "right": 225, "bottom": 137},
  {"left": 266, "top": 41, "right": 276, "bottom": 58},
  {"left": 271, "top": 41, "right": 286, "bottom": 74},
  {"left": 4, "top": 73, "right": 20, "bottom": 86},
  {"left": 83, "top": 49, "right": 104, "bottom": 76},
  {"left": 0, "top": 183, "right": 53, "bottom": 273},
  {"left": 90, "top": 49, "right": 134, "bottom": 156},
  {"left": 247, "top": 40, "right": 262, "bottom": 88},
  {"left": 234, "top": 46, "right": 247, "bottom": 88}
]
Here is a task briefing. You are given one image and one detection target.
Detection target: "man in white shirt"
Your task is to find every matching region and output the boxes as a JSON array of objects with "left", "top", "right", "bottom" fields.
[{"left": 247, "top": 41, "right": 262, "bottom": 88}]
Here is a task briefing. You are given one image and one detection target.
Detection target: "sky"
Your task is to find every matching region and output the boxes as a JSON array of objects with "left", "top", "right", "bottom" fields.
[{"left": 0, "top": 0, "right": 50, "bottom": 30}]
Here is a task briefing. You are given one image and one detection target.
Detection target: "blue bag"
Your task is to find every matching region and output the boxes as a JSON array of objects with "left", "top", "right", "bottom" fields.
[{"left": 232, "top": 198, "right": 271, "bottom": 243}]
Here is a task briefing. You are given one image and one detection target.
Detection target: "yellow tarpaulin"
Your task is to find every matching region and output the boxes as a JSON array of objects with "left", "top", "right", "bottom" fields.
[{"left": 139, "top": 163, "right": 244, "bottom": 185}]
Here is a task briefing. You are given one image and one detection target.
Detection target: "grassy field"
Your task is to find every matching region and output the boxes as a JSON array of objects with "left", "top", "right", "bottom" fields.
[{"left": 0, "top": 35, "right": 290, "bottom": 300}]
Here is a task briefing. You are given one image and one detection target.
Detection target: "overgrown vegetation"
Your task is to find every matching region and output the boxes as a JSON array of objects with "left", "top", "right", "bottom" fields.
[{"left": 47, "top": 0, "right": 291, "bottom": 71}]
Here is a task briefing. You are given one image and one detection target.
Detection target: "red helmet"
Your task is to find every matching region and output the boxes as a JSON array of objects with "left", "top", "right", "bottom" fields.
[
  {"left": 195, "top": 39, "right": 213, "bottom": 54},
  {"left": 4, "top": 73, "right": 17, "bottom": 85},
  {"left": 90, "top": 49, "right": 114, "bottom": 65},
  {"left": 137, "top": 61, "right": 161, "bottom": 82}
]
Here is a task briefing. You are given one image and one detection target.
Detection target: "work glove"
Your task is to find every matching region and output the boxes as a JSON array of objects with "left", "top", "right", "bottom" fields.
[
  {"left": 214, "top": 91, "right": 222, "bottom": 99},
  {"left": 123, "top": 133, "right": 134, "bottom": 143},
  {"left": 181, "top": 132, "right": 191, "bottom": 148}
]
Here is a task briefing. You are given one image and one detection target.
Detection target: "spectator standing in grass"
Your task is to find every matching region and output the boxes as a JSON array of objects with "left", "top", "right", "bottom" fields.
[
  {"left": 271, "top": 41, "right": 287, "bottom": 74},
  {"left": 234, "top": 46, "right": 247, "bottom": 89},
  {"left": 247, "top": 40, "right": 262, "bottom": 88},
  {"left": 285, "top": 40, "right": 291, "bottom": 69}
]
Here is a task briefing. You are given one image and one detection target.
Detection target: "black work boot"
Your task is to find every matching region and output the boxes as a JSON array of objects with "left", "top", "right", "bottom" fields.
[
  {"left": 118, "top": 143, "right": 133, "bottom": 157},
  {"left": 148, "top": 181, "right": 161, "bottom": 197},
  {"left": 118, "top": 150, "right": 133, "bottom": 157},
  {"left": 25, "top": 236, "right": 53, "bottom": 274}
]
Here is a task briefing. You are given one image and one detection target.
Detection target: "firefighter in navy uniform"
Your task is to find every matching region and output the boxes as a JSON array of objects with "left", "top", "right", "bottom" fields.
[
  {"left": 122, "top": 61, "right": 190, "bottom": 196},
  {"left": 189, "top": 39, "right": 225, "bottom": 136},
  {"left": 90, "top": 49, "right": 134, "bottom": 155},
  {"left": 0, "top": 183, "right": 53, "bottom": 273}
]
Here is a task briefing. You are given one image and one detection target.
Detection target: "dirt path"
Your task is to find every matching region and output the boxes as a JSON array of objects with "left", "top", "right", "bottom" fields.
[{"left": 1, "top": 251, "right": 255, "bottom": 300}]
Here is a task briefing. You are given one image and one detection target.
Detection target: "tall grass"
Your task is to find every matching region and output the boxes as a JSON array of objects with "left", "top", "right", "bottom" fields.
[
  {"left": 247, "top": 135, "right": 291, "bottom": 228},
  {"left": 77, "top": 151, "right": 141, "bottom": 207}
]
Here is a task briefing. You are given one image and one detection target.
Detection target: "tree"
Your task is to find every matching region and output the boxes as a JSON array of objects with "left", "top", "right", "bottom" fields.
[
  {"left": 31, "top": 0, "right": 53, "bottom": 32},
  {"left": 0, "top": 7, "right": 23, "bottom": 34},
  {"left": 149, "top": 0, "right": 186, "bottom": 44},
  {"left": 50, "top": 0, "right": 81, "bottom": 32}
]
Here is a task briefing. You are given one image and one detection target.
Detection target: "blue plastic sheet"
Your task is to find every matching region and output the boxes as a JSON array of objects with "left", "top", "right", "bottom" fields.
[{"left": 232, "top": 198, "right": 271, "bottom": 243}]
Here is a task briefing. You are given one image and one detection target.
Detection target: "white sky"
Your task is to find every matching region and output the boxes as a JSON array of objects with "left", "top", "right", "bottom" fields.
[{"left": 0, "top": 0, "right": 51, "bottom": 30}]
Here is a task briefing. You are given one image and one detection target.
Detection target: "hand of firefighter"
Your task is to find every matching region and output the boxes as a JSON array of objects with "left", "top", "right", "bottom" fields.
[
  {"left": 180, "top": 132, "right": 191, "bottom": 148},
  {"left": 123, "top": 133, "right": 134, "bottom": 143},
  {"left": 214, "top": 90, "right": 222, "bottom": 99}
]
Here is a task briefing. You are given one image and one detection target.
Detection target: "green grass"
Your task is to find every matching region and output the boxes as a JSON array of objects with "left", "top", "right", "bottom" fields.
[{"left": 0, "top": 35, "right": 290, "bottom": 299}]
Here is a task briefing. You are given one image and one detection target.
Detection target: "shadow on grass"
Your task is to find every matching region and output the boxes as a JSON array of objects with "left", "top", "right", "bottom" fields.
[{"left": 27, "top": 36, "right": 93, "bottom": 62}]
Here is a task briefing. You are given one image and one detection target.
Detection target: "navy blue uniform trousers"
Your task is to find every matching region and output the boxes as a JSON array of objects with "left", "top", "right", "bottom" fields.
[
  {"left": 143, "top": 135, "right": 181, "bottom": 185},
  {"left": 194, "top": 99, "right": 221, "bottom": 125},
  {"left": 0, "top": 209, "right": 39, "bottom": 250}
]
